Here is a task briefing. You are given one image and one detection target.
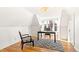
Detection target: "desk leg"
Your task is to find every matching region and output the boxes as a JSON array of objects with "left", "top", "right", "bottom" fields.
[
  {"left": 41, "top": 33, "right": 42, "bottom": 38},
  {"left": 37, "top": 33, "right": 39, "bottom": 40},
  {"left": 54, "top": 33, "right": 56, "bottom": 43}
]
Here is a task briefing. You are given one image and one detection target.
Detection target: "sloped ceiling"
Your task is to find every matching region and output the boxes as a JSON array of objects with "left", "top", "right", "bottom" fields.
[
  {"left": 0, "top": 7, "right": 78, "bottom": 26},
  {"left": 25, "top": 7, "right": 62, "bottom": 17},
  {"left": 0, "top": 7, "right": 33, "bottom": 26}
]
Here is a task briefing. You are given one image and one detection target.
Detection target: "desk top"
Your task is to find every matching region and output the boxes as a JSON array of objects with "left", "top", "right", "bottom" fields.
[{"left": 38, "top": 31, "right": 56, "bottom": 33}]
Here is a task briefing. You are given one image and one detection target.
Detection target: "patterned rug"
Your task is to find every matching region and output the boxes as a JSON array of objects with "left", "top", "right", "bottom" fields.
[{"left": 34, "top": 39, "right": 64, "bottom": 52}]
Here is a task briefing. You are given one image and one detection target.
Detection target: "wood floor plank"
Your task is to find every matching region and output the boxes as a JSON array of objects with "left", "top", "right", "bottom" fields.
[{"left": 0, "top": 40, "right": 76, "bottom": 52}]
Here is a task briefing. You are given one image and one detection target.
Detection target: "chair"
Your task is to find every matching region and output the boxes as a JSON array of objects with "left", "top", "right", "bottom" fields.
[
  {"left": 44, "top": 24, "right": 51, "bottom": 39},
  {"left": 18, "top": 31, "right": 34, "bottom": 50}
]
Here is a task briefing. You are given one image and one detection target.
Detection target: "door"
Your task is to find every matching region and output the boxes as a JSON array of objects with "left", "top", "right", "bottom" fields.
[{"left": 68, "top": 18, "right": 75, "bottom": 46}]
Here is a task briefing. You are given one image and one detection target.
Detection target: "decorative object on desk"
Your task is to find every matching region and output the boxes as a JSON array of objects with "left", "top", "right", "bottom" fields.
[
  {"left": 34, "top": 39, "right": 64, "bottom": 52},
  {"left": 54, "top": 23, "right": 57, "bottom": 31},
  {"left": 49, "top": 20, "right": 53, "bottom": 31},
  {"left": 44, "top": 24, "right": 50, "bottom": 31},
  {"left": 43, "top": 20, "right": 53, "bottom": 31}
]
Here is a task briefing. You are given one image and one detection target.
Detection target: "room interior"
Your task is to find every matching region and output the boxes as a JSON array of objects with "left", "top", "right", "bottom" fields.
[{"left": 0, "top": 7, "right": 79, "bottom": 52}]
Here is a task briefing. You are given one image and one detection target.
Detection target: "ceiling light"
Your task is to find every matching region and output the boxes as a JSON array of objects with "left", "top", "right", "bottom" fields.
[{"left": 40, "top": 7, "right": 48, "bottom": 13}]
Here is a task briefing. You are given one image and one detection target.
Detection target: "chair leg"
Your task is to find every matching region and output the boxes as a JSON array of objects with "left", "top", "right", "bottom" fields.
[
  {"left": 21, "top": 42, "right": 23, "bottom": 50},
  {"left": 49, "top": 35, "right": 51, "bottom": 39},
  {"left": 32, "top": 41, "right": 34, "bottom": 47}
]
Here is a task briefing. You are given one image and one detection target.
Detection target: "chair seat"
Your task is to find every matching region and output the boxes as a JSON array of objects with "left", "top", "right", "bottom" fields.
[
  {"left": 22, "top": 38, "right": 31, "bottom": 42},
  {"left": 23, "top": 40, "right": 34, "bottom": 43}
]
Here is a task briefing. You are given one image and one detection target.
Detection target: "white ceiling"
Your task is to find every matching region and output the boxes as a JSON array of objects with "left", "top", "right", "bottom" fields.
[
  {"left": 25, "top": 7, "right": 79, "bottom": 17},
  {"left": 0, "top": 7, "right": 78, "bottom": 26},
  {"left": 25, "top": 7, "right": 62, "bottom": 18}
]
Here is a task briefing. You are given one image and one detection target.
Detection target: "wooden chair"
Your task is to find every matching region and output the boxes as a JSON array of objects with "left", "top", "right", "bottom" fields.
[
  {"left": 18, "top": 31, "right": 34, "bottom": 50},
  {"left": 44, "top": 25, "right": 51, "bottom": 39}
]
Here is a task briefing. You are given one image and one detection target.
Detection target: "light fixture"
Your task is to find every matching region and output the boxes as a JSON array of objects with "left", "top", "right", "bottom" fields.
[{"left": 40, "top": 7, "right": 48, "bottom": 13}]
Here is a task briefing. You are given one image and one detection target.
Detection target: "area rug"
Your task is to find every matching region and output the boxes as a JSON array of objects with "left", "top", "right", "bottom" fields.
[{"left": 34, "top": 39, "right": 64, "bottom": 52}]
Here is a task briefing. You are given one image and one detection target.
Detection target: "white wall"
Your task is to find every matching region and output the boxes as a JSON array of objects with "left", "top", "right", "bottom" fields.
[
  {"left": 0, "top": 7, "right": 33, "bottom": 50},
  {"left": 29, "top": 15, "right": 40, "bottom": 36},
  {"left": 68, "top": 14, "right": 75, "bottom": 46},
  {"left": 0, "top": 27, "right": 29, "bottom": 49},
  {"left": 66, "top": 8, "right": 79, "bottom": 51},
  {"left": 0, "top": 7, "right": 33, "bottom": 26},
  {"left": 74, "top": 16, "right": 79, "bottom": 51},
  {"left": 67, "top": 8, "right": 79, "bottom": 51},
  {"left": 60, "top": 9, "right": 70, "bottom": 41}
]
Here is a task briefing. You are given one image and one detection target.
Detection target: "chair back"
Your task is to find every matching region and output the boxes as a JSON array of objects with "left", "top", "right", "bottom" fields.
[
  {"left": 18, "top": 31, "right": 23, "bottom": 41},
  {"left": 19, "top": 31, "right": 31, "bottom": 42}
]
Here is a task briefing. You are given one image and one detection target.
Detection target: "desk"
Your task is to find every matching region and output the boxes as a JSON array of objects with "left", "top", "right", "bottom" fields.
[{"left": 37, "top": 31, "right": 56, "bottom": 43}]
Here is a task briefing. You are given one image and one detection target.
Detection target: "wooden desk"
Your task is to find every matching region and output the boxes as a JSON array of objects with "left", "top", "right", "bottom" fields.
[{"left": 37, "top": 31, "right": 56, "bottom": 43}]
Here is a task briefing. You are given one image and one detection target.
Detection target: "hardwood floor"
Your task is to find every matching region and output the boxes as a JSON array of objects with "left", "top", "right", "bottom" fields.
[
  {"left": 61, "top": 40, "right": 76, "bottom": 52},
  {"left": 0, "top": 40, "right": 76, "bottom": 52}
]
